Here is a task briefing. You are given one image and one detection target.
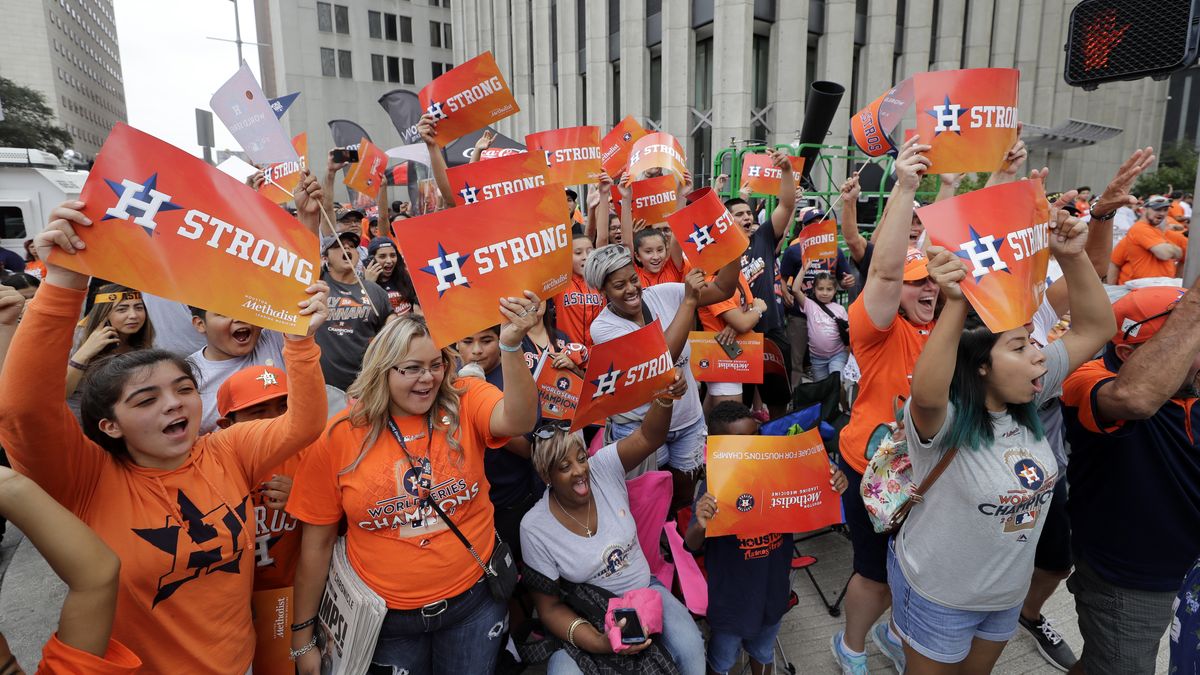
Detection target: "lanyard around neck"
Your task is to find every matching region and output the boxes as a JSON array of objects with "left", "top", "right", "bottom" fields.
[{"left": 386, "top": 416, "right": 434, "bottom": 501}]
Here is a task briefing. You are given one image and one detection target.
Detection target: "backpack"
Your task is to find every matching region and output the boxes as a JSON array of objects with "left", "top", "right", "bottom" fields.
[{"left": 859, "top": 397, "right": 958, "bottom": 534}]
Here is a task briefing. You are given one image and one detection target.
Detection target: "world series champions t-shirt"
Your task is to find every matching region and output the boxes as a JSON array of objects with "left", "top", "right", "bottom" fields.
[{"left": 315, "top": 275, "right": 390, "bottom": 391}]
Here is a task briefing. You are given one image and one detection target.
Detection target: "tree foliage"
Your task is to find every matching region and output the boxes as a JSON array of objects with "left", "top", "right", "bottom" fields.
[
  {"left": 1133, "top": 141, "right": 1197, "bottom": 197},
  {"left": 0, "top": 77, "right": 73, "bottom": 157}
]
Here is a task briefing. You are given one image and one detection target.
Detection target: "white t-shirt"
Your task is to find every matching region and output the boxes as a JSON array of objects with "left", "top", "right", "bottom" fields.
[
  {"left": 589, "top": 283, "right": 703, "bottom": 431},
  {"left": 188, "top": 330, "right": 286, "bottom": 434}
]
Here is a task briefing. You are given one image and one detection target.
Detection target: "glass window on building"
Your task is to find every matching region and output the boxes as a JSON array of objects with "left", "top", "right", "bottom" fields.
[
  {"left": 693, "top": 37, "right": 714, "bottom": 183},
  {"left": 317, "top": 2, "right": 332, "bottom": 32},
  {"left": 751, "top": 34, "right": 769, "bottom": 142},
  {"left": 400, "top": 15, "right": 413, "bottom": 42},
  {"left": 320, "top": 47, "right": 336, "bottom": 76},
  {"left": 612, "top": 61, "right": 621, "bottom": 127},
  {"left": 334, "top": 4, "right": 350, "bottom": 34},
  {"left": 387, "top": 56, "right": 400, "bottom": 82},
  {"left": 430, "top": 20, "right": 443, "bottom": 47},
  {"left": 648, "top": 54, "right": 662, "bottom": 125},
  {"left": 403, "top": 57, "right": 415, "bottom": 84},
  {"left": 444, "top": 23, "right": 452, "bottom": 49},
  {"left": 338, "top": 49, "right": 352, "bottom": 78},
  {"left": 368, "top": 10, "right": 382, "bottom": 39},
  {"left": 371, "top": 54, "right": 385, "bottom": 81},
  {"left": 385, "top": 13, "right": 398, "bottom": 40}
]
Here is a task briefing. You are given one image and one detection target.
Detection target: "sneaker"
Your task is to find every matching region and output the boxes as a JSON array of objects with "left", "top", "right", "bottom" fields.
[
  {"left": 870, "top": 622, "right": 906, "bottom": 673},
  {"left": 831, "top": 630, "right": 869, "bottom": 675},
  {"left": 1019, "top": 614, "right": 1077, "bottom": 672}
]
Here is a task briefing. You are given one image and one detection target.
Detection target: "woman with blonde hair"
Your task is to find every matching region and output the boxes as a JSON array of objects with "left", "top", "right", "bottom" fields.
[{"left": 289, "top": 291, "right": 543, "bottom": 675}]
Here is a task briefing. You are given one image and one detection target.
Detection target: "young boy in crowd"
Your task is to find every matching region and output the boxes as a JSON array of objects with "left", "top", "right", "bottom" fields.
[
  {"left": 556, "top": 231, "right": 604, "bottom": 348},
  {"left": 214, "top": 365, "right": 299, "bottom": 592},
  {"left": 188, "top": 307, "right": 285, "bottom": 434},
  {"left": 685, "top": 402, "right": 848, "bottom": 675}
]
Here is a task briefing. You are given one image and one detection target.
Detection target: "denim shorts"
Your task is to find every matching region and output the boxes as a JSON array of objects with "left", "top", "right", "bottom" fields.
[
  {"left": 610, "top": 414, "right": 707, "bottom": 472},
  {"left": 706, "top": 620, "right": 781, "bottom": 673},
  {"left": 887, "top": 542, "right": 1021, "bottom": 663}
]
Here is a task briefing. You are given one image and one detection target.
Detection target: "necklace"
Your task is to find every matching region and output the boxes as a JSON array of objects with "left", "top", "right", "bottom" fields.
[{"left": 553, "top": 492, "right": 594, "bottom": 537}]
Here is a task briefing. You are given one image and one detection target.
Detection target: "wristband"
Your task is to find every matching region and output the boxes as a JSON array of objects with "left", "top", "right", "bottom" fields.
[
  {"left": 68, "top": 359, "right": 89, "bottom": 371},
  {"left": 567, "top": 618, "right": 586, "bottom": 648},
  {"left": 654, "top": 398, "right": 675, "bottom": 408},
  {"left": 289, "top": 635, "right": 318, "bottom": 660},
  {"left": 1090, "top": 208, "right": 1116, "bottom": 222},
  {"left": 498, "top": 341, "right": 522, "bottom": 353},
  {"left": 290, "top": 616, "right": 318, "bottom": 632}
]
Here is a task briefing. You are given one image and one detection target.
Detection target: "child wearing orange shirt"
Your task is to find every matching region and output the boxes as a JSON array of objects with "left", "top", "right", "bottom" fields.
[
  {"left": 0, "top": 202, "right": 330, "bottom": 675},
  {"left": 556, "top": 231, "right": 605, "bottom": 347},
  {"left": 696, "top": 271, "right": 765, "bottom": 409}
]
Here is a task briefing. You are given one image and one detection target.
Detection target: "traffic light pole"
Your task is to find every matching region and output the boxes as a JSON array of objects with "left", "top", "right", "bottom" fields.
[{"left": 1186, "top": 133, "right": 1200, "bottom": 286}]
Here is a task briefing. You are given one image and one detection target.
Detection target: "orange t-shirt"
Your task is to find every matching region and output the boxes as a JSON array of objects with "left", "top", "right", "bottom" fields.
[
  {"left": 36, "top": 634, "right": 142, "bottom": 675},
  {"left": 636, "top": 258, "right": 691, "bottom": 288},
  {"left": 1113, "top": 220, "right": 1179, "bottom": 283},
  {"left": 0, "top": 283, "right": 329, "bottom": 675},
  {"left": 839, "top": 296, "right": 934, "bottom": 474},
  {"left": 556, "top": 273, "right": 606, "bottom": 348},
  {"left": 288, "top": 378, "right": 509, "bottom": 609},
  {"left": 252, "top": 452, "right": 305, "bottom": 591},
  {"left": 697, "top": 273, "right": 754, "bottom": 332}
]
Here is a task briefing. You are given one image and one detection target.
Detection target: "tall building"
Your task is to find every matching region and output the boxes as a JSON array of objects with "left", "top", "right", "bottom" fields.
[
  {"left": 0, "top": 0, "right": 127, "bottom": 161},
  {"left": 451, "top": 0, "right": 1170, "bottom": 194},
  {"left": 254, "top": 0, "right": 454, "bottom": 158}
]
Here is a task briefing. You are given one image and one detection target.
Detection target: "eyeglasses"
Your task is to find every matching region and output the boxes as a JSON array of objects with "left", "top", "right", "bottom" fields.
[
  {"left": 1121, "top": 307, "right": 1176, "bottom": 342},
  {"left": 533, "top": 420, "right": 571, "bottom": 439},
  {"left": 391, "top": 360, "right": 447, "bottom": 379}
]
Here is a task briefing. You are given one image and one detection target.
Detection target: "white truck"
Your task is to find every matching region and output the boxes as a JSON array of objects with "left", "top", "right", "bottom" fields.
[{"left": 0, "top": 147, "right": 89, "bottom": 259}]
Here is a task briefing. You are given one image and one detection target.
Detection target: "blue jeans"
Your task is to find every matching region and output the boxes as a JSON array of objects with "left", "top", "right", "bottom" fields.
[
  {"left": 609, "top": 415, "right": 706, "bottom": 472},
  {"left": 810, "top": 350, "right": 848, "bottom": 381},
  {"left": 546, "top": 580, "right": 706, "bottom": 675},
  {"left": 707, "top": 620, "right": 781, "bottom": 673},
  {"left": 887, "top": 542, "right": 1020, "bottom": 663},
  {"left": 370, "top": 577, "right": 508, "bottom": 674}
]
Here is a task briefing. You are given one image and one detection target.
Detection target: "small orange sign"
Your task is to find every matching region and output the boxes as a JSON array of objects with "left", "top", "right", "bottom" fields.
[
  {"left": 666, "top": 187, "right": 749, "bottom": 273},
  {"left": 446, "top": 151, "right": 549, "bottom": 205},
  {"left": 419, "top": 51, "right": 520, "bottom": 147},
  {"left": 526, "top": 126, "right": 602, "bottom": 186},
  {"left": 259, "top": 134, "right": 308, "bottom": 204},
  {"left": 915, "top": 68, "right": 1019, "bottom": 174},
  {"left": 343, "top": 137, "right": 389, "bottom": 201},
  {"left": 533, "top": 352, "right": 584, "bottom": 420},
  {"left": 706, "top": 430, "right": 842, "bottom": 537},
  {"left": 572, "top": 321, "right": 676, "bottom": 432},
  {"left": 601, "top": 115, "right": 649, "bottom": 178},
  {"left": 688, "top": 331, "right": 764, "bottom": 384},
  {"left": 629, "top": 132, "right": 687, "bottom": 180},
  {"left": 738, "top": 153, "right": 805, "bottom": 196},
  {"left": 251, "top": 587, "right": 294, "bottom": 675},
  {"left": 390, "top": 184, "right": 572, "bottom": 347},
  {"left": 799, "top": 220, "right": 838, "bottom": 270},
  {"left": 631, "top": 174, "right": 679, "bottom": 224}
]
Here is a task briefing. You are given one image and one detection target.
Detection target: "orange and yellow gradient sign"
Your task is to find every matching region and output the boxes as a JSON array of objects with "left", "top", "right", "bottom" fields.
[
  {"left": 57, "top": 123, "right": 319, "bottom": 334},
  {"left": 916, "top": 180, "right": 1051, "bottom": 333},
  {"left": 343, "top": 137, "right": 389, "bottom": 201},
  {"left": 799, "top": 220, "right": 838, "bottom": 270},
  {"left": 631, "top": 174, "right": 679, "bottom": 224},
  {"left": 629, "top": 132, "right": 687, "bottom": 180},
  {"left": 706, "top": 429, "right": 842, "bottom": 537},
  {"left": 251, "top": 587, "right": 293, "bottom": 675},
  {"left": 915, "top": 68, "right": 1019, "bottom": 174},
  {"left": 258, "top": 133, "right": 307, "bottom": 205},
  {"left": 391, "top": 184, "right": 572, "bottom": 347},
  {"left": 601, "top": 116, "right": 649, "bottom": 179},
  {"left": 419, "top": 51, "right": 520, "bottom": 147},
  {"left": 688, "top": 331, "right": 764, "bottom": 384},
  {"left": 666, "top": 187, "right": 749, "bottom": 272},
  {"left": 738, "top": 153, "right": 804, "bottom": 197},
  {"left": 572, "top": 321, "right": 676, "bottom": 432},
  {"left": 446, "top": 151, "right": 549, "bottom": 205},
  {"left": 526, "top": 126, "right": 602, "bottom": 186}
]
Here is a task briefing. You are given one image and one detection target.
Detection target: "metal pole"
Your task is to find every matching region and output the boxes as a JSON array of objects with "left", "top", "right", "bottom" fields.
[
  {"left": 1185, "top": 110, "right": 1200, "bottom": 285},
  {"left": 231, "top": 0, "right": 244, "bottom": 65}
]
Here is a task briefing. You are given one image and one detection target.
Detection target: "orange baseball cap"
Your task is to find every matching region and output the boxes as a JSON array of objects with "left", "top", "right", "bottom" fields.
[
  {"left": 1112, "top": 286, "right": 1187, "bottom": 346},
  {"left": 902, "top": 247, "right": 930, "bottom": 281},
  {"left": 216, "top": 365, "right": 289, "bottom": 417}
]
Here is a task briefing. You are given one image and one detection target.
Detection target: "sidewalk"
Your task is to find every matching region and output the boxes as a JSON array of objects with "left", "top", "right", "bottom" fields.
[{"left": 0, "top": 524, "right": 1170, "bottom": 673}]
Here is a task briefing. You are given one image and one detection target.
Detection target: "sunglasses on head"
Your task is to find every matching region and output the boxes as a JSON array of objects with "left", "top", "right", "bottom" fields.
[
  {"left": 1121, "top": 307, "right": 1176, "bottom": 342},
  {"left": 533, "top": 420, "right": 571, "bottom": 439}
]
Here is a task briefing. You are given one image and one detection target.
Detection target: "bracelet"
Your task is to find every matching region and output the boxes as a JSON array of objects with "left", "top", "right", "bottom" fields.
[
  {"left": 654, "top": 398, "right": 675, "bottom": 408},
  {"left": 498, "top": 341, "right": 522, "bottom": 353},
  {"left": 1090, "top": 208, "right": 1116, "bottom": 222},
  {"left": 290, "top": 616, "right": 318, "bottom": 632},
  {"left": 567, "top": 618, "right": 587, "bottom": 648},
  {"left": 289, "top": 635, "right": 318, "bottom": 661},
  {"left": 67, "top": 359, "right": 88, "bottom": 371}
]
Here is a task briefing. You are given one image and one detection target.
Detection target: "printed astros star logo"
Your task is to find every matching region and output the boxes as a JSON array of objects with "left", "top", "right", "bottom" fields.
[
  {"left": 418, "top": 242, "right": 472, "bottom": 297},
  {"left": 132, "top": 489, "right": 247, "bottom": 607},
  {"left": 255, "top": 370, "right": 279, "bottom": 387},
  {"left": 590, "top": 363, "right": 622, "bottom": 398},
  {"left": 925, "top": 95, "right": 970, "bottom": 136},
  {"left": 102, "top": 173, "right": 183, "bottom": 236},
  {"left": 955, "top": 225, "right": 1012, "bottom": 279}
]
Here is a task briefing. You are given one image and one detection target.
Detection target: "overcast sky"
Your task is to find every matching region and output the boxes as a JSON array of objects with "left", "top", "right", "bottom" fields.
[{"left": 114, "top": 0, "right": 262, "bottom": 158}]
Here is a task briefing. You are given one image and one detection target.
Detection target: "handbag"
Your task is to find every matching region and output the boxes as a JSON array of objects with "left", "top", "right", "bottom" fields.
[
  {"left": 427, "top": 497, "right": 519, "bottom": 602},
  {"left": 814, "top": 299, "right": 851, "bottom": 348},
  {"left": 860, "top": 397, "right": 958, "bottom": 534}
]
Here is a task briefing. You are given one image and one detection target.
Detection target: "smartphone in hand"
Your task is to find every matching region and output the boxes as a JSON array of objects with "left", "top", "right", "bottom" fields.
[{"left": 614, "top": 608, "right": 646, "bottom": 645}]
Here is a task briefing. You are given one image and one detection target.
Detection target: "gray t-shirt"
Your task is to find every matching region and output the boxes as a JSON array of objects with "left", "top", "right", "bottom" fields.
[
  {"left": 896, "top": 339, "right": 1068, "bottom": 611},
  {"left": 1030, "top": 297, "right": 1067, "bottom": 468},
  {"left": 188, "top": 330, "right": 286, "bottom": 434},
  {"left": 588, "top": 283, "right": 703, "bottom": 432},
  {"left": 520, "top": 444, "right": 651, "bottom": 596},
  {"left": 143, "top": 293, "right": 207, "bottom": 356},
  {"left": 316, "top": 274, "right": 390, "bottom": 391}
]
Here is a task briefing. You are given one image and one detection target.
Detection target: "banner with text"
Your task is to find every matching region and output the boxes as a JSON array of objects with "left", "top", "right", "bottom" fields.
[
  {"left": 572, "top": 322, "right": 675, "bottom": 432},
  {"left": 259, "top": 134, "right": 308, "bottom": 205},
  {"left": 391, "top": 184, "right": 572, "bottom": 347},
  {"left": 666, "top": 187, "right": 749, "bottom": 272},
  {"left": 739, "top": 153, "right": 805, "bottom": 196},
  {"left": 418, "top": 52, "right": 520, "bottom": 147},
  {"left": 629, "top": 132, "right": 687, "bottom": 180},
  {"left": 631, "top": 174, "right": 679, "bottom": 224},
  {"left": 54, "top": 123, "right": 318, "bottom": 334},
  {"left": 850, "top": 78, "right": 912, "bottom": 158},
  {"left": 533, "top": 352, "right": 584, "bottom": 420},
  {"left": 915, "top": 68, "right": 1019, "bottom": 174},
  {"left": 601, "top": 115, "right": 649, "bottom": 178},
  {"left": 446, "top": 150, "right": 549, "bottom": 205},
  {"left": 343, "top": 138, "right": 390, "bottom": 201},
  {"left": 688, "top": 331, "right": 764, "bottom": 384},
  {"left": 251, "top": 587, "right": 293, "bottom": 675},
  {"left": 916, "top": 179, "right": 1051, "bottom": 332},
  {"left": 706, "top": 430, "right": 842, "bottom": 537},
  {"left": 526, "top": 126, "right": 602, "bottom": 186},
  {"left": 799, "top": 220, "right": 838, "bottom": 270},
  {"left": 210, "top": 63, "right": 300, "bottom": 165}
]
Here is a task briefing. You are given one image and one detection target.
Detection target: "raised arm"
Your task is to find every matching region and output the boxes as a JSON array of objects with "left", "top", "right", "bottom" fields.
[
  {"left": 291, "top": 521, "right": 338, "bottom": 675},
  {"left": 616, "top": 372, "right": 686, "bottom": 471},
  {"left": 862, "top": 138, "right": 932, "bottom": 329},
  {"left": 1093, "top": 273, "right": 1200, "bottom": 422},
  {"left": 663, "top": 275, "right": 702, "bottom": 362},
  {"left": 417, "top": 114, "right": 456, "bottom": 208},
  {"left": 322, "top": 150, "right": 347, "bottom": 217},
  {"left": 984, "top": 126, "right": 1027, "bottom": 188},
  {"left": 470, "top": 130, "right": 496, "bottom": 164},
  {"left": 595, "top": 171, "right": 614, "bottom": 246},
  {"left": 488, "top": 291, "right": 542, "bottom": 438},
  {"left": 694, "top": 259, "right": 739, "bottom": 307},
  {"left": 293, "top": 171, "right": 326, "bottom": 237},
  {"left": 839, "top": 173, "right": 867, "bottom": 263},
  {"left": 0, "top": 287, "right": 24, "bottom": 373},
  {"left": 908, "top": 247, "right": 969, "bottom": 441},
  {"left": 0, "top": 467, "right": 121, "bottom": 658},
  {"left": 770, "top": 150, "right": 797, "bottom": 241},
  {"left": 935, "top": 173, "right": 962, "bottom": 202}
]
